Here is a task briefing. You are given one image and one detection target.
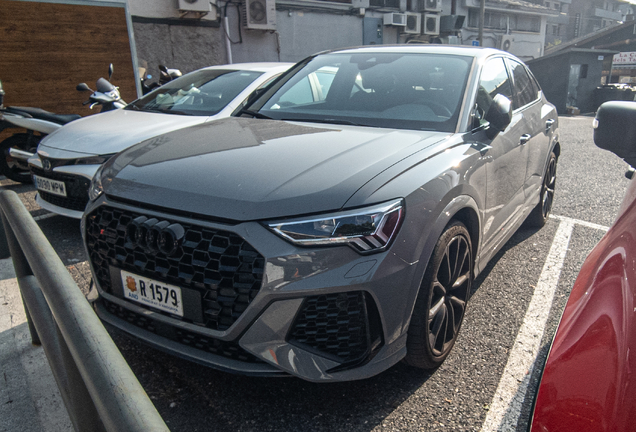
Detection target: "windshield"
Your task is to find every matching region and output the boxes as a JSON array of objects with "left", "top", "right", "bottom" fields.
[
  {"left": 248, "top": 53, "right": 472, "bottom": 132},
  {"left": 128, "top": 69, "right": 264, "bottom": 116}
]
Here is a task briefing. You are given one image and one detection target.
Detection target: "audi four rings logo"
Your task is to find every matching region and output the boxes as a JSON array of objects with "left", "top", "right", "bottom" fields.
[{"left": 125, "top": 216, "right": 185, "bottom": 256}]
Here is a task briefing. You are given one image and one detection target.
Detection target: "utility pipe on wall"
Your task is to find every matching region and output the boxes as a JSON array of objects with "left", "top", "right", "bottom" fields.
[{"left": 224, "top": 15, "right": 233, "bottom": 64}]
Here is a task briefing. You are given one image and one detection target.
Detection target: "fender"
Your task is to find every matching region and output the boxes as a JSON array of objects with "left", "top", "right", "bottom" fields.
[{"left": 399, "top": 193, "right": 481, "bottom": 333}]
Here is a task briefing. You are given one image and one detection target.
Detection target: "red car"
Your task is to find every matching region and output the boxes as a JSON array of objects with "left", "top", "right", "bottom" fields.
[{"left": 530, "top": 101, "right": 636, "bottom": 431}]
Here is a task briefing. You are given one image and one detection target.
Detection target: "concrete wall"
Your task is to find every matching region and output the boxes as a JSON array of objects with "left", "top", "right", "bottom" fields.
[
  {"left": 528, "top": 50, "right": 608, "bottom": 113},
  {"left": 133, "top": 22, "right": 226, "bottom": 75},
  {"left": 527, "top": 54, "right": 569, "bottom": 112},
  {"left": 225, "top": 9, "right": 365, "bottom": 64},
  {"left": 567, "top": 51, "right": 607, "bottom": 112},
  {"left": 131, "top": 2, "right": 395, "bottom": 72}
]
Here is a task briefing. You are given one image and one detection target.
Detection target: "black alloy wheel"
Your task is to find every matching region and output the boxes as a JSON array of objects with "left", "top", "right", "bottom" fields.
[
  {"left": 526, "top": 151, "right": 557, "bottom": 228},
  {"left": 405, "top": 220, "right": 473, "bottom": 369}
]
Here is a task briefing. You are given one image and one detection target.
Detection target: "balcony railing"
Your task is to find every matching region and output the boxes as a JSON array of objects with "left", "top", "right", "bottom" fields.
[{"left": 594, "top": 8, "right": 623, "bottom": 20}]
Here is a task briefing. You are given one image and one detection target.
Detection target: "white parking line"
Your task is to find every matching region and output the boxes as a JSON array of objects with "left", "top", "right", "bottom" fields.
[
  {"left": 481, "top": 218, "right": 576, "bottom": 431},
  {"left": 549, "top": 214, "right": 609, "bottom": 232},
  {"left": 33, "top": 213, "right": 56, "bottom": 222}
]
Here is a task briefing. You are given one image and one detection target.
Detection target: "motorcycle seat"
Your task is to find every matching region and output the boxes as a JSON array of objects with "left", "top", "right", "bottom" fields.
[{"left": 5, "top": 106, "right": 81, "bottom": 125}]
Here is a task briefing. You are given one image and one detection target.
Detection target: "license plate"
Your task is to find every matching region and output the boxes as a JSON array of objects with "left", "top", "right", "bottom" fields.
[
  {"left": 120, "top": 270, "right": 183, "bottom": 317},
  {"left": 34, "top": 175, "right": 67, "bottom": 197}
]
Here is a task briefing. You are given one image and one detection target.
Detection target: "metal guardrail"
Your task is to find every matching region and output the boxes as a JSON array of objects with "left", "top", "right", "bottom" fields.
[{"left": 0, "top": 190, "right": 169, "bottom": 432}]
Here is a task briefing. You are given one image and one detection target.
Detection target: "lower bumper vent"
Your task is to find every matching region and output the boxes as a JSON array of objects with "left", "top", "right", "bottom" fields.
[{"left": 288, "top": 291, "right": 382, "bottom": 366}]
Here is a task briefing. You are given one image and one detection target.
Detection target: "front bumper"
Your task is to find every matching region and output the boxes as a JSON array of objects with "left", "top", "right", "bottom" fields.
[
  {"left": 29, "top": 155, "right": 99, "bottom": 219},
  {"left": 83, "top": 197, "right": 418, "bottom": 382}
]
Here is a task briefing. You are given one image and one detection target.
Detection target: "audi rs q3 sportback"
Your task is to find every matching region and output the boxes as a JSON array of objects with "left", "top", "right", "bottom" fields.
[{"left": 82, "top": 46, "right": 559, "bottom": 382}]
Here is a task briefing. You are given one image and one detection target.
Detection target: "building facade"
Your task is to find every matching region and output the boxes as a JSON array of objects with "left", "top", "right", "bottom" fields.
[{"left": 126, "top": 0, "right": 554, "bottom": 74}]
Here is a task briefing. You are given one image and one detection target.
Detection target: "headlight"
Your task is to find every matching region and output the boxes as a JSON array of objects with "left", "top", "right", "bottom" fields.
[
  {"left": 267, "top": 199, "right": 404, "bottom": 254},
  {"left": 88, "top": 165, "right": 104, "bottom": 201}
]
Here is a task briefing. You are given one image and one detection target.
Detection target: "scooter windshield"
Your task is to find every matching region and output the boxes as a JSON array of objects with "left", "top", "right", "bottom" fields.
[
  {"left": 126, "top": 69, "right": 263, "bottom": 116},
  {"left": 96, "top": 77, "right": 116, "bottom": 93}
]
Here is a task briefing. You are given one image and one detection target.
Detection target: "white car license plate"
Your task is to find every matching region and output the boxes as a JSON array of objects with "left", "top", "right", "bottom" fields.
[
  {"left": 34, "top": 175, "right": 67, "bottom": 197},
  {"left": 120, "top": 270, "right": 184, "bottom": 317}
]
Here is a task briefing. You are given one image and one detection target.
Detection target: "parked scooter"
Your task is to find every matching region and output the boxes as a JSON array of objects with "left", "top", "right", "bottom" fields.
[
  {"left": 140, "top": 65, "right": 182, "bottom": 95},
  {"left": 75, "top": 64, "right": 127, "bottom": 111},
  {"left": 0, "top": 64, "right": 125, "bottom": 183}
]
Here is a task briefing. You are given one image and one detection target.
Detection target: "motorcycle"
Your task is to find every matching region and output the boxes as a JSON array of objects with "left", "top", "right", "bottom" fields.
[
  {"left": 140, "top": 65, "right": 182, "bottom": 95},
  {"left": 0, "top": 64, "right": 125, "bottom": 183}
]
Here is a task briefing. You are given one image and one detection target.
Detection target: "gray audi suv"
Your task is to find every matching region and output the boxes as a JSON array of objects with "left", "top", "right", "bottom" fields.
[{"left": 83, "top": 46, "right": 559, "bottom": 382}]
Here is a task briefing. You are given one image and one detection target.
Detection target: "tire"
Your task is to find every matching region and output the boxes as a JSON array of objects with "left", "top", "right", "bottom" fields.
[
  {"left": 404, "top": 220, "right": 473, "bottom": 369},
  {"left": 525, "top": 151, "right": 557, "bottom": 228},
  {"left": 0, "top": 134, "right": 38, "bottom": 184}
]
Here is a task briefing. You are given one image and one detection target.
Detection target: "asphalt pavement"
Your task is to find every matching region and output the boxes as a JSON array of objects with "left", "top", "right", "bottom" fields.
[{"left": 0, "top": 116, "right": 630, "bottom": 431}]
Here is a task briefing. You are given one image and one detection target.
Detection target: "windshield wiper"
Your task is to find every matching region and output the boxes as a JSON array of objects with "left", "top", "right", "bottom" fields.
[
  {"left": 236, "top": 109, "right": 273, "bottom": 119},
  {"left": 129, "top": 106, "right": 192, "bottom": 115},
  {"left": 281, "top": 118, "right": 364, "bottom": 126},
  {"left": 158, "top": 109, "right": 193, "bottom": 116}
]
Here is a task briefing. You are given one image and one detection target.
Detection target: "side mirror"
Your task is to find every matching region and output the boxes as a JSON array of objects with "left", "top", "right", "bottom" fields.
[
  {"left": 594, "top": 101, "right": 636, "bottom": 167},
  {"left": 485, "top": 94, "right": 512, "bottom": 139},
  {"left": 108, "top": 63, "right": 114, "bottom": 81},
  {"left": 76, "top": 83, "right": 92, "bottom": 92}
]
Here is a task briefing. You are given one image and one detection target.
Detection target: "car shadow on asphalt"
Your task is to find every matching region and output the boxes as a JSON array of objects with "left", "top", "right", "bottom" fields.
[
  {"left": 109, "top": 320, "right": 435, "bottom": 431},
  {"left": 471, "top": 223, "right": 546, "bottom": 298}
]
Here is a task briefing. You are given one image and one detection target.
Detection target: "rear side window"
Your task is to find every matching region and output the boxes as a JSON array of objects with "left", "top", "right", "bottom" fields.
[
  {"left": 475, "top": 57, "right": 513, "bottom": 127},
  {"left": 509, "top": 60, "right": 539, "bottom": 109}
]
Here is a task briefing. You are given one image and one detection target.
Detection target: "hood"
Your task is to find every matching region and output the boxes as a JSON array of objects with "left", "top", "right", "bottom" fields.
[
  {"left": 103, "top": 117, "right": 449, "bottom": 221},
  {"left": 38, "top": 109, "right": 208, "bottom": 157}
]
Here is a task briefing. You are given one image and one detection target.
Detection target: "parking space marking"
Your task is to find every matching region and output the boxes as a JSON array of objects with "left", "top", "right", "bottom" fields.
[
  {"left": 549, "top": 214, "right": 609, "bottom": 232},
  {"left": 481, "top": 218, "right": 575, "bottom": 432},
  {"left": 33, "top": 213, "right": 56, "bottom": 222}
]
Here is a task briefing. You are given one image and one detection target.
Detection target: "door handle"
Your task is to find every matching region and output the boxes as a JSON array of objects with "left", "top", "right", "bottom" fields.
[
  {"left": 520, "top": 134, "right": 531, "bottom": 145},
  {"left": 545, "top": 118, "right": 556, "bottom": 132}
]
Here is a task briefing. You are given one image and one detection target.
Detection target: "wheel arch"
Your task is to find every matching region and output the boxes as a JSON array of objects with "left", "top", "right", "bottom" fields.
[
  {"left": 552, "top": 141, "right": 561, "bottom": 160},
  {"left": 450, "top": 206, "right": 480, "bottom": 268},
  {"left": 400, "top": 194, "right": 482, "bottom": 330}
]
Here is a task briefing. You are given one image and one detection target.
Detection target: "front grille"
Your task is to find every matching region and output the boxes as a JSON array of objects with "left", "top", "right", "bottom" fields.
[
  {"left": 31, "top": 167, "right": 90, "bottom": 211},
  {"left": 288, "top": 291, "right": 379, "bottom": 364},
  {"left": 102, "top": 298, "right": 261, "bottom": 363},
  {"left": 85, "top": 205, "right": 265, "bottom": 331}
]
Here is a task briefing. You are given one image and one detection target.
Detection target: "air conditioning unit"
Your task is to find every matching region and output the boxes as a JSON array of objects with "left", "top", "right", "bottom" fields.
[
  {"left": 499, "top": 35, "right": 514, "bottom": 51},
  {"left": 441, "top": 35, "right": 460, "bottom": 44},
  {"left": 352, "top": 0, "right": 370, "bottom": 8},
  {"left": 423, "top": 13, "right": 440, "bottom": 34},
  {"left": 421, "top": 0, "right": 442, "bottom": 12},
  {"left": 403, "top": 12, "right": 421, "bottom": 33},
  {"left": 462, "top": 0, "right": 481, "bottom": 7},
  {"left": 177, "top": 0, "right": 211, "bottom": 13},
  {"left": 384, "top": 12, "right": 407, "bottom": 26},
  {"left": 242, "top": 0, "right": 276, "bottom": 31}
]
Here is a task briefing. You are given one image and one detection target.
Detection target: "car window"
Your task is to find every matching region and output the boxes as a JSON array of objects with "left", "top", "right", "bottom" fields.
[
  {"left": 315, "top": 68, "right": 336, "bottom": 95},
  {"left": 276, "top": 66, "right": 337, "bottom": 106},
  {"left": 475, "top": 57, "right": 513, "bottom": 128},
  {"left": 508, "top": 60, "right": 538, "bottom": 109},
  {"left": 277, "top": 76, "right": 315, "bottom": 105},
  {"left": 128, "top": 69, "right": 264, "bottom": 116},
  {"left": 254, "top": 52, "right": 473, "bottom": 132}
]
